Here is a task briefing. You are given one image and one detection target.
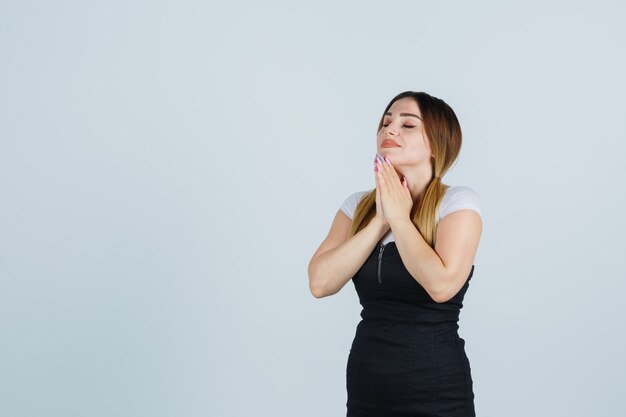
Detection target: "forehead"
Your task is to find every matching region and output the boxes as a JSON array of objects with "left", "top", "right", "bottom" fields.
[{"left": 386, "top": 97, "right": 421, "bottom": 118}]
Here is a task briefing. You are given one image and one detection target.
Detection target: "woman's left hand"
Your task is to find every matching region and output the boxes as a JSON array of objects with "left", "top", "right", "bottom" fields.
[{"left": 375, "top": 154, "right": 413, "bottom": 228}]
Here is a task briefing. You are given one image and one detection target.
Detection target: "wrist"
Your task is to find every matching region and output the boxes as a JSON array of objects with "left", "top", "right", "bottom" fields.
[
  {"left": 370, "top": 217, "right": 390, "bottom": 235},
  {"left": 389, "top": 216, "right": 412, "bottom": 232}
]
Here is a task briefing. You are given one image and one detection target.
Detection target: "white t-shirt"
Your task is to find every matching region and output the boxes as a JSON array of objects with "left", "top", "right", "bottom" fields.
[{"left": 339, "top": 185, "right": 483, "bottom": 245}]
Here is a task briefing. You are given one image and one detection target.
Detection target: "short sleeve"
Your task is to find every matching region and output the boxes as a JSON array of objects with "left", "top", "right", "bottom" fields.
[
  {"left": 339, "top": 190, "right": 369, "bottom": 220},
  {"left": 437, "top": 186, "right": 483, "bottom": 222}
]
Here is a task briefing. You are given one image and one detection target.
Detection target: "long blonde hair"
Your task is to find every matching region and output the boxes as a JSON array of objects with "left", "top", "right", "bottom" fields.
[{"left": 347, "top": 91, "right": 463, "bottom": 248}]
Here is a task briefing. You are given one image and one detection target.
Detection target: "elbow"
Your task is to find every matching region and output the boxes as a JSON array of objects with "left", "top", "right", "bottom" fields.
[
  {"left": 309, "top": 279, "right": 330, "bottom": 298},
  {"left": 308, "top": 259, "right": 342, "bottom": 299},
  {"left": 308, "top": 265, "right": 327, "bottom": 299},
  {"left": 422, "top": 266, "right": 462, "bottom": 303},
  {"left": 431, "top": 292, "right": 453, "bottom": 304},
  {"left": 309, "top": 274, "right": 334, "bottom": 299},
  {"left": 428, "top": 283, "right": 455, "bottom": 304},
  {"left": 310, "top": 285, "right": 326, "bottom": 299}
]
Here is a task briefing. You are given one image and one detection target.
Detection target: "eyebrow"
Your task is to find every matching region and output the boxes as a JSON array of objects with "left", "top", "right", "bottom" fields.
[{"left": 384, "top": 112, "right": 422, "bottom": 120}]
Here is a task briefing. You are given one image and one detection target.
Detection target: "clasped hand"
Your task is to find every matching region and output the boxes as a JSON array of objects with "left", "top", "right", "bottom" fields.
[{"left": 374, "top": 154, "right": 413, "bottom": 229}]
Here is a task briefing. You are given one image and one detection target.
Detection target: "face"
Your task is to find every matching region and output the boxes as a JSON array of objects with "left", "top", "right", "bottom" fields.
[{"left": 377, "top": 97, "right": 432, "bottom": 166}]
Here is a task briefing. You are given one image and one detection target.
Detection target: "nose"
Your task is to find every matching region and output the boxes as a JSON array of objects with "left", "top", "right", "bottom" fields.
[{"left": 385, "top": 125, "right": 399, "bottom": 136}]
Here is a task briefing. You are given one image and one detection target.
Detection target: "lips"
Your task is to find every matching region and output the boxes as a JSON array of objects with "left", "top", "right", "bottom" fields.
[{"left": 382, "top": 139, "right": 400, "bottom": 148}]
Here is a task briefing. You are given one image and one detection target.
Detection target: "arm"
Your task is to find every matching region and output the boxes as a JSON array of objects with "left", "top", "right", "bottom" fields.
[
  {"left": 391, "top": 209, "right": 482, "bottom": 303},
  {"left": 308, "top": 211, "right": 389, "bottom": 298}
]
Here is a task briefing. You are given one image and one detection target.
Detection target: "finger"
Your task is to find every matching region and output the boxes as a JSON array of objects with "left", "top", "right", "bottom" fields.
[
  {"left": 382, "top": 156, "right": 401, "bottom": 187},
  {"left": 402, "top": 176, "right": 410, "bottom": 194},
  {"left": 378, "top": 158, "right": 388, "bottom": 177},
  {"left": 375, "top": 173, "right": 383, "bottom": 213},
  {"left": 374, "top": 165, "right": 382, "bottom": 197},
  {"left": 374, "top": 167, "right": 379, "bottom": 190},
  {"left": 379, "top": 157, "right": 389, "bottom": 174},
  {"left": 377, "top": 162, "right": 387, "bottom": 189},
  {"left": 382, "top": 166, "right": 402, "bottom": 198}
]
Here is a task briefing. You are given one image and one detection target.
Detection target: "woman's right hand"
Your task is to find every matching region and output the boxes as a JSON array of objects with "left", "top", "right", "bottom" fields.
[{"left": 374, "top": 155, "right": 390, "bottom": 231}]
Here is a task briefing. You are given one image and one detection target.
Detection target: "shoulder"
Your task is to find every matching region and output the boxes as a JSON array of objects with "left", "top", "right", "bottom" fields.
[
  {"left": 438, "top": 185, "right": 483, "bottom": 222},
  {"left": 339, "top": 190, "right": 371, "bottom": 220}
]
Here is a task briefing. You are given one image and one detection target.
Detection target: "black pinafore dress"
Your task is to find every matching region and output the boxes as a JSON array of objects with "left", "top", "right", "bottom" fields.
[{"left": 346, "top": 240, "right": 476, "bottom": 417}]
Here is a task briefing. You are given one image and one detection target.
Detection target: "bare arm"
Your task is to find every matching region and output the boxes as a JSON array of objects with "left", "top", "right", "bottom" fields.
[
  {"left": 308, "top": 210, "right": 389, "bottom": 298},
  {"left": 391, "top": 209, "right": 482, "bottom": 303}
]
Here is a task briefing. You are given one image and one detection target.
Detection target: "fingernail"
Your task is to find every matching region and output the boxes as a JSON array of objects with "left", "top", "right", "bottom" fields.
[{"left": 384, "top": 156, "right": 392, "bottom": 164}]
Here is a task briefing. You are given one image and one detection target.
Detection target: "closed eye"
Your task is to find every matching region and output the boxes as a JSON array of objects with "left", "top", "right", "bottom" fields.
[{"left": 382, "top": 123, "right": 415, "bottom": 128}]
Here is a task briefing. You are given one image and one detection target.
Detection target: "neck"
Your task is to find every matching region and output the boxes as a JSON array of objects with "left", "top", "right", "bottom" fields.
[{"left": 394, "top": 163, "right": 434, "bottom": 205}]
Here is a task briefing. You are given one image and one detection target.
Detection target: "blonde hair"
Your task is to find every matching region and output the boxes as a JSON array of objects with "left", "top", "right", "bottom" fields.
[{"left": 347, "top": 91, "right": 463, "bottom": 248}]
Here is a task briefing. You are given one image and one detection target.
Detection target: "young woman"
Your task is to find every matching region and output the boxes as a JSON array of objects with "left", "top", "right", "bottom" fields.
[{"left": 308, "top": 91, "right": 483, "bottom": 416}]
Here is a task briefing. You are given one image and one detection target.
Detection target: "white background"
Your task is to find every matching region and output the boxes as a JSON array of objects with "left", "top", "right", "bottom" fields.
[{"left": 1, "top": 1, "right": 625, "bottom": 416}]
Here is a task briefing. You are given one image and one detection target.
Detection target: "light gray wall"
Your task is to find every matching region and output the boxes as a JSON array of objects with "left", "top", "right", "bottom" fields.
[{"left": 1, "top": 1, "right": 624, "bottom": 416}]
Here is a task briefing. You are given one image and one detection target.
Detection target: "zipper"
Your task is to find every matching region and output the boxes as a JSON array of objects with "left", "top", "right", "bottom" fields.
[{"left": 377, "top": 242, "right": 386, "bottom": 284}]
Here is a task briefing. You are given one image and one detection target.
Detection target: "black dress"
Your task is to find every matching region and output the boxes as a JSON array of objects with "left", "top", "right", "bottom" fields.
[{"left": 346, "top": 240, "right": 476, "bottom": 417}]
